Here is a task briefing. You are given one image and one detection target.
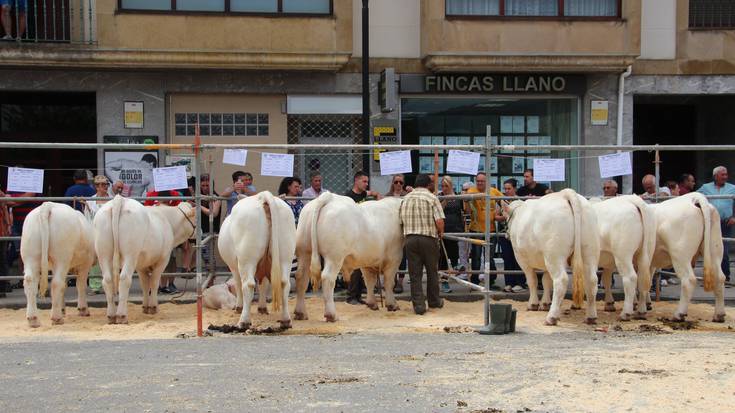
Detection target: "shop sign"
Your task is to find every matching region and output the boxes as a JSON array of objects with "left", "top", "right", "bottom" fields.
[{"left": 400, "top": 74, "right": 586, "bottom": 95}]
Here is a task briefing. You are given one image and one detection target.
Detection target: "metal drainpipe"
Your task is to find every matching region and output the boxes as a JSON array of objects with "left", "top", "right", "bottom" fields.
[{"left": 617, "top": 65, "right": 632, "bottom": 193}]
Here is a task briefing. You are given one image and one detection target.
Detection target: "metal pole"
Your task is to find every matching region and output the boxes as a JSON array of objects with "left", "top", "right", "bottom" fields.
[
  {"left": 654, "top": 148, "right": 661, "bottom": 302},
  {"left": 361, "top": 0, "right": 371, "bottom": 175},
  {"left": 477, "top": 126, "right": 493, "bottom": 332},
  {"left": 194, "top": 127, "right": 203, "bottom": 337},
  {"left": 433, "top": 149, "right": 439, "bottom": 192},
  {"left": 208, "top": 157, "right": 216, "bottom": 288}
]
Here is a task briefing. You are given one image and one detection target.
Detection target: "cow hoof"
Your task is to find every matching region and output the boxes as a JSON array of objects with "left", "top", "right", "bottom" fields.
[
  {"left": 116, "top": 315, "right": 128, "bottom": 325},
  {"left": 51, "top": 317, "right": 64, "bottom": 325},
  {"left": 367, "top": 303, "right": 379, "bottom": 311},
  {"left": 78, "top": 307, "right": 90, "bottom": 317},
  {"left": 324, "top": 313, "right": 336, "bottom": 323},
  {"left": 617, "top": 313, "right": 631, "bottom": 322},
  {"left": 386, "top": 304, "right": 400, "bottom": 312},
  {"left": 604, "top": 303, "right": 616, "bottom": 312},
  {"left": 584, "top": 317, "right": 597, "bottom": 325},
  {"left": 142, "top": 306, "right": 150, "bottom": 315},
  {"left": 672, "top": 313, "right": 687, "bottom": 322},
  {"left": 713, "top": 313, "right": 726, "bottom": 323},
  {"left": 27, "top": 316, "right": 40, "bottom": 328},
  {"left": 633, "top": 312, "right": 647, "bottom": 320},
  {"left": 107, "top": 316, "right": 116, "bottom": 324},
  {"left": 541, "top": 303, "right": 551, "bottom": 311},
  {"left": 279, "top": 319, "right": 292, "bottom": 329},
  {"left": 238, "top": 321, "right": 251, "bottom": 330},
  {"left": 570, "top": 304, "right": 581, "bottom": 311},
  {"left": 294, "top": 311, "right": 308, "bottom": 320},
  {"left": 528, "top": 304, "right": 539, "bottom": 311},
  {"left": 149, "top": 306, "right": 158, "bottom": 315},
  {"left": 646, "top": 303, "right": 653, "bottom": 311},
  {"left": 258, "top": 307, "right": 269, "bottom": 315},
  {"left": 544, "top": 317, "right": 559, "bottom": 326}
]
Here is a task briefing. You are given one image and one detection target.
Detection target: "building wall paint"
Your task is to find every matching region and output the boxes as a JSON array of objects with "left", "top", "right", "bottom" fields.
[
  {"left": 421, "top": 0, "right": 640, "bottom": 56},
  {"left": 641, "top": 0, "right": 676, "bottom": 59},
  {"left": 352, "top": 0, "right": 421, "bottom": 58},
  {"left": 94, "top": 0, "right": 352, "bottom": 53}
]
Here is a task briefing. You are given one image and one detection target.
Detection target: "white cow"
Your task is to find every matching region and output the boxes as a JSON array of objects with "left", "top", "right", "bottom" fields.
[
  {"left": 202, "top": 278, "right": 238, "bottom": 310},
  {"left": 217, "top": 191, "right": 295, "bottom": 329},
  {"left": 505, "top": 189, "right": 600, "bottom": 325},
  {"left": 218, "top": 215, "right": 273, "bottom": 316},
  {"left": 93, "top": 195, "right": 196, "bottom": 324},
  {"left": 294, "top": 193, "right": 404, "bottom": 322},
  {"left": 593, "top": 196, "right": 657, "bottom": 320},
  {"left": 648, "top": 192, "right": 726, "bottom": 322},
  {"left": 21, "top": 202, "right": 96, "bottom": 327}
]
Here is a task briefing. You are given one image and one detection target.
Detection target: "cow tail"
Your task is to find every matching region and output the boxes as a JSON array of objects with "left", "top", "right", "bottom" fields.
[
  {"left": 691, "top": 193, "right": 716, "bottom": 292},
  {"left": 629, "top": 196, "right": 656, "bottom": 290},
  {"left": 309, "top": 192, "right": 332, "bottom": 287},
  {"left": 38, "top": 203, "right": 52, "bottom": 298},
  {"left": 111, "top": 195, "right": 123, "bottom": 295},
  {"left": 562, "top": 189, "right": 586, "bottom": 308},
  {"left": 261, "top": 191, "right": 283, "bottom": 313}
]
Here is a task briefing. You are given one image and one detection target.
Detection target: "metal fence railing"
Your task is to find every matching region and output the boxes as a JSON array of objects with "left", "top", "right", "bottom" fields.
[
  {"left": 2, "top": 0, "right": 95, "bottom": 44},
  {"left": 2, "top": 140, "right": 735, "bottom": 335}
]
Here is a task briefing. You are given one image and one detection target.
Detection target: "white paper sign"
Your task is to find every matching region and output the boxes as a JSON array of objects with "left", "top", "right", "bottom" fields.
[
  {"left": 152, "top": 166, "right": 188, "bottom": 191},
  {"left": 533, "top": 158, "right": 566, "bottom": 182},
  {"left": 261, "top": 152, "right": 295, "bottom": 177},
  {"left": 223, "top": 149, "right": 248, "bottom": 166},
  {"left": 598, "top": 152, "right": 632, "bottom": 178},
  {"left": 446, "top": 150, "right": 481, "bottom": 175},
  {"left": 7, "top": 167, "right": 44, "bottom": 193},
  {"left": 380, "top": 150, "right": 412, "bottom": 176}
]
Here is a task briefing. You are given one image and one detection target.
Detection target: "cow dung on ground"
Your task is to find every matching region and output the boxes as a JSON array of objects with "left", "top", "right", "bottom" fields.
[{"left": 0, "top": 297, "right": 732, "bottom": 341}]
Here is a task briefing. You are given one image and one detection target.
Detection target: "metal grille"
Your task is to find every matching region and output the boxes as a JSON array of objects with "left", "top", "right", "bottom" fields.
[
  {"left": 287, "top": 114, "right": 365, "bottom": 195},
  {"left": 689, "top": 0, "right": 735, "bottom": 29}
]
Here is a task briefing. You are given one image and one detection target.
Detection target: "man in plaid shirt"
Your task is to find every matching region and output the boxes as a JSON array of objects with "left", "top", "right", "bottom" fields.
[{"left": 399, "top": 174, "right": 445, "bottom": 315}]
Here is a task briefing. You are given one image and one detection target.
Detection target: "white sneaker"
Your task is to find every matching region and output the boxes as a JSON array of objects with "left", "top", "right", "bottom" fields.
[
  {"left": 512, "top": 285, "right": 526, "bottom": 293},
  {"left": 660, "top": 279, "right": 668, "bottom": 287},
  {"left": 667, "top": 278, "right": 680, "bottom": 285},
  {"left": 1, "top": 35, "right": 13, "bottom": 41}
]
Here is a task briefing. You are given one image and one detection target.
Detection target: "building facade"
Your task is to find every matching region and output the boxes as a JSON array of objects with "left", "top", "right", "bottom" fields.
[{"left": 1, "top": 1, "right": 729, "bottom": 197}]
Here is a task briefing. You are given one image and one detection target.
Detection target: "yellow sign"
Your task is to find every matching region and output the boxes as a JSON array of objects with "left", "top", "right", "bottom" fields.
[
  {"left": 124, "top": 101, "right": 144, "bottom": 129},
  {"left": 591, "top": 100, "right": 608, "bottom": 126},
  {"left": 373, "top": 126, "right": 398, "bottom": 161}
]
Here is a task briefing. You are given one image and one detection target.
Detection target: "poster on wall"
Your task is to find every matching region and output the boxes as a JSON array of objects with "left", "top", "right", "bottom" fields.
[
  {"left": 512, "top": 157, "right": 525, "bottom": 174},
  {"left": 124, "top": 101, "right": 144, "bottom": 129},
  {"left": 103, "top": 136, "right": 159, "bottom": 198}
]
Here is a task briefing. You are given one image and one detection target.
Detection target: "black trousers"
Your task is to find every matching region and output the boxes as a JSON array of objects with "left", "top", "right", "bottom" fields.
[
  {"left": 438, "top": 239, "right": 458, "bottom": 272},
  {"left": 348, "top": 269, "right": 365, "bottom": 300},
  {"left": 406, "top": 235, "right": 442, "bottom": 310}
]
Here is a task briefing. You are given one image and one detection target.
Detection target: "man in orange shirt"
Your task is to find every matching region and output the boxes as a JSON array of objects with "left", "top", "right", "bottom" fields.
[{"left": 464, "top": 172, "right": 503, "bottom": 288}]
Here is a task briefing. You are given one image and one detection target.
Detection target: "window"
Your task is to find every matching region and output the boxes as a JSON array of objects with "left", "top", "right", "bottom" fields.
[
  {"left": 174, "top": 113, "right": 269, "bottom": 137},
  {"left": 689, "top": 0, "right": 735, "bottom": 29},
  {"left": 119, "top": 0, "right": 332, "bottom": 15},
  {"left": 445, "top": 0, "right": 620, "bottom": 18}
]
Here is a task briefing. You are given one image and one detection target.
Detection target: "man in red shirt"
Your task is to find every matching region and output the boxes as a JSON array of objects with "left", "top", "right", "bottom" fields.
[{"left": 144, "top": 190, "right": 182, "bottom": 206}]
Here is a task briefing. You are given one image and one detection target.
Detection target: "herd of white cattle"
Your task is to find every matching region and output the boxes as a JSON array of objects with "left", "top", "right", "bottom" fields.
[{"left": 17, "top": 188, "right": 727, "bottom": 329}]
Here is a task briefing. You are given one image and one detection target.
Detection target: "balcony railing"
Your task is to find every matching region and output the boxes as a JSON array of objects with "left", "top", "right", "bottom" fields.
[{"left": 1, "top": 0, "right": 95, "bottom": 44}]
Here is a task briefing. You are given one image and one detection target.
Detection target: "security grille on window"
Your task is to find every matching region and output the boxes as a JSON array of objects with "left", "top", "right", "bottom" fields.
[
  {"left": 174, "top": 113, "right": 269, "bottom": 137},
  {"left": 689, "top": 0, "right": 735, "bottom": 29},
  {"left": 445, "top": 0, "right": 619, "bottom": 17}
]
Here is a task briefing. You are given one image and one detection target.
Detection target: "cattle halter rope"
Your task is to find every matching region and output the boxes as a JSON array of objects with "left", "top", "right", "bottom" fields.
[{"left": 178, "top": 205, "right": 196, "bottom": 239}]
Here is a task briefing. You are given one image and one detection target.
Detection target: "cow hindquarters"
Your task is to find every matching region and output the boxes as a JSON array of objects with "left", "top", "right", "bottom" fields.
[
  {"left": 50, "top": 265, "right": 69, "bottom": 325},
  {"left": 23, "top": 263, "right": 41, "bottom": 328},
  {"left": 613, "top": 257, "right": 637, "bottom": 320},
  {"left": 293, "top": 254, "right": 310, "bottom": 320},
  {"left": 75, "top": 266, "right": 91, "bottom": 317},
  {"left": 237, "top": 262, "right": 258, "bottom": 329}
]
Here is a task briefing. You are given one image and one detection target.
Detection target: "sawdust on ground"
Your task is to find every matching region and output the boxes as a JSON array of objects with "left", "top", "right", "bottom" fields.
[{"left": 0, "top": 297, "right": 733, "bottom": 341}]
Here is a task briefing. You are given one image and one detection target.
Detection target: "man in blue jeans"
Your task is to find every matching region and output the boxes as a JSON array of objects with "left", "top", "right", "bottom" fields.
[
  {"left": 698, "top": 165, "right": 735, "bottom": 284},
  {"left": 1, "top": 0, "right": 27, "bottom": 41}
]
